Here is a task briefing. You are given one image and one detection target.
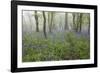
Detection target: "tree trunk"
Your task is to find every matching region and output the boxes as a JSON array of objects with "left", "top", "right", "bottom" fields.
[
  {"left": 73, "top": 13, "right": 75, "bottom": 30},
  {"left": 34, "top": 11, "right": 39, "bottom": 32},
  {"left": 73, "top": 13, "right": 77, "bottom": 31},
  {"left": 76, "top": 13, "right": 80, "bottom": 32},
  {"left": 49, "top": 12, "right": 54, "bottom": 33},
  {"left": 79, "top": 13, "right": 83, "bottom": 32},
  {"left": 48, "top": 12, "right": 51, "bottom": 33},
  {"left": 65, "top": 13, "right": 69, "bottom": 30},
  {"left": 43, "top": 11, "right": 47, "bottom": 38}
]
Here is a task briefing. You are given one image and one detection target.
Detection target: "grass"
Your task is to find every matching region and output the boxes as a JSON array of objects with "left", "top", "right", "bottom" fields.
[{"left": 22, "top": 32, "right": 90, "bottom": 62}]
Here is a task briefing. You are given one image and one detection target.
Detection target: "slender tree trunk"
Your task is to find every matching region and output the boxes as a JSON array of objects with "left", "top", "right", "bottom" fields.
[
  {"left": 65, "top": 13, "right": 68, "bottom": 30},
  {"left": 73, "top": 13, "right": 75, "bottom": 30},
  {"left": 49, "top": 12, "right": 53, "bottom": 33},
  {"left": 73, "top": 13, "right": 77, "bottom": 31},
  {"left": 43, "top": 11, "right": 47, "bottom": 38},
  {"left": 79, "top": 13, "right": 83, "bottom": 32},
  {"left": 48, "top": 12, "right": 51, "bottom": 33},
  {"left": 34, "top": 11, "right": 39, "bottom": 32},
  {"left": 76, "top": 14, "right": 80, "bottom": 32}
]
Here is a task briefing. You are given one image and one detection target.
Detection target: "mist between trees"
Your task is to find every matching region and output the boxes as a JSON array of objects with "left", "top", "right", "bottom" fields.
[{"left": 22, "top": 10, "right": 90, "bottom": 62}]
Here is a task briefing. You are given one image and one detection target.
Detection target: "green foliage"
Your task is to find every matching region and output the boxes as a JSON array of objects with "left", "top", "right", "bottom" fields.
[
  {"left": 65, "top": 32, "right": 90, "bottom": 59},
  {"left": 22, "top": 32, "right": 90, "bottom": 62}
]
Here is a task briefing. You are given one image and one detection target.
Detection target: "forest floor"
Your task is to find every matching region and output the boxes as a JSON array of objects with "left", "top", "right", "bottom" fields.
[{"left": 22, "top": 31, "right": 90, "bottom": 62}]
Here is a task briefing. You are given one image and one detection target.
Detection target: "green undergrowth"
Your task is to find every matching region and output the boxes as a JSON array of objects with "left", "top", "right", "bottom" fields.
[{"left": 22, "top": 32, "right": 90, "bottom": 62}]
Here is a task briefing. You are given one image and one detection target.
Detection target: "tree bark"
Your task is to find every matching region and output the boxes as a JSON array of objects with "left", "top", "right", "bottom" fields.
[
  {"left": 65, "top": 13, "right": 69, "bottom": 30},
  {"left": 79, "top": 13, "right": 83, "bottom": 32},
  {"left": 73, "top": 13, "right": 75, "bottom": 30},
  {"left": 73, "top": 13, "right": 77, "bottom": 31},
  {"left": 49, "top": 12, "right": 54, "bottom": 33},
  {"left": 34, "top": 11, "right": 39, "bottom": 32},
  {"left": 43, "top": 11, "right": 47, "bottom": 38}
]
